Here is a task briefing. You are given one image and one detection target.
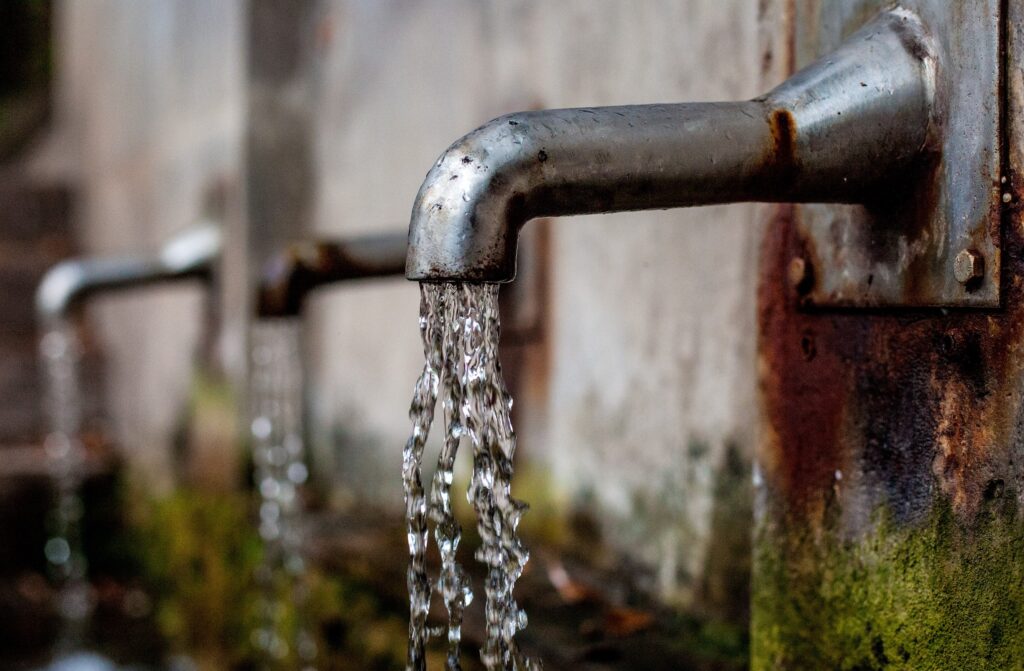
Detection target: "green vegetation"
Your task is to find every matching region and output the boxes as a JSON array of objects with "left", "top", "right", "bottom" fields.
[
  {"left": 753, "top": 496, "right": 1024, "bottom": 670},
  {"left": 132, "top": 490, "right": 263, "bottom": 669},
  {"left": 131, "top": 489, "right": 409, "bottom": 670}
]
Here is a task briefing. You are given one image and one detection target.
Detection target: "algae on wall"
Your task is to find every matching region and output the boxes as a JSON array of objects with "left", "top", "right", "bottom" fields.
[{"left": 753, "top": 499, "right": 1024, "bottom": 670}]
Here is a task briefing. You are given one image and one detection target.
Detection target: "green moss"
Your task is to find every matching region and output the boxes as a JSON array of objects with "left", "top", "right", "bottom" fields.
[
  {"left": 687, "top": 617, "right": 750, "bottom": 667},
  {"left": 753, "top": 496, "right": 1024, "bottom": 670},
  {"left": 699, "top": 442, "right": 752, "bottom": 626}
]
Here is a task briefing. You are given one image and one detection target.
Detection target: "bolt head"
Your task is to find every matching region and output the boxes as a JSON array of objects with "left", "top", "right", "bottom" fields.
[
  {"left": 788, "top": 257, "right": 810, "bottom": 290},
  {"left": 953, "top": 249, "right": 984, "bottom": 284}
]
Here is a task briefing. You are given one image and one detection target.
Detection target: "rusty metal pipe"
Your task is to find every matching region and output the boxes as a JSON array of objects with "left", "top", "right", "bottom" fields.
[
  {"left": 256, "top": 232, "right": 408, "bottom": 318},
  {"left": 407, "top": 9, "right": 934, "bottom": 282},
  {"left": 35, "top": 224, "right": 222, "bottom": 322}
]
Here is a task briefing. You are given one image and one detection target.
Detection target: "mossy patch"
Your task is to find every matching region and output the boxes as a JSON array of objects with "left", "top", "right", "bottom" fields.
[
  {"left": 753, "top": 495, "right": 1024, "bottom": 670},
  {"left": 132, "top": 489, "right": 263, "bottom": 669}
]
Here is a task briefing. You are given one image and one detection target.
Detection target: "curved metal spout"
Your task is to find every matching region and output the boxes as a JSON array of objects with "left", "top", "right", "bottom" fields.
[
  {"left": 256, "top": 232, "right": 408, "bottom": 318},
  {"left": 407, "top": 9, "right": 935, "bottom": 282},
  {"left": 36, "top": 224, "right": 222, "bottom": 322}
]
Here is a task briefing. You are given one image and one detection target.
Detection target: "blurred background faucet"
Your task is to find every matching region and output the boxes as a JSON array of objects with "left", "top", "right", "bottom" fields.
[
  {"left": 36, "top": 224, "right": 222, "bottom": 324},
  {"left": 256, "top": 232, "right": 408, "bottom": 318}
]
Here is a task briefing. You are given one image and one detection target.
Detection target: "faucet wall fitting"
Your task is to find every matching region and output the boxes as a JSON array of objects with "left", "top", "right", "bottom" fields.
[
  {"left": 36, "top": 224, "right": 222, "bottom": 322},
  {"left": 406, "top": 10, "right": 935, "bottom": 283}
]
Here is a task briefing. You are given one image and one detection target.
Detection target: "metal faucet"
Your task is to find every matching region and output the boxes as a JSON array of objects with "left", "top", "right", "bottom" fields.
[
  {"left": 406, "top": 9, "right": 935, "bottom": 282},
  {"left": 256, "top": 232, "right": 408, "bottom": 318},
  {"left": 36, "top": 224, "right": 222, "bottom": 322}
]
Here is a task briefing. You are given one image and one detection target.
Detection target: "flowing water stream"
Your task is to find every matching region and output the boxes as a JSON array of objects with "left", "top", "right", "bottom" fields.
[
  {"left": 39, "top": 320, "right": 93, "bottom": 652},
  {"left": 249, "top": 319, "right": 317, "bottom": 670},
  {"left": 404, "top": 283, "right": 539, "bottom": 671}
]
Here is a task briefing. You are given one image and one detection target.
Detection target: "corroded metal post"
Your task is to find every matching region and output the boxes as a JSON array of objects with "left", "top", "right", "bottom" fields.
[{"left": 752, "top": 0, "right": 1020, "bottom": 667}]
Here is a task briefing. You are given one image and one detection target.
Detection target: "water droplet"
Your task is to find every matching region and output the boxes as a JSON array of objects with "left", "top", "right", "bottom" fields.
[
  {"left": 251, "top": 416, "right": 272, "bottom": 440},
  {"left": 249, "top": 319, "right": 316, "bottom": 668},
  {"left": 287, "top": 462, "right": 308, "bottom": 484},
  {"left": 45, "top": 537, "right": 72, "bottom": 565},
  {"left": 260, "top": 477, "right": 281, "bottom": 499},
  {"left": 40, "top": 330, "right": 69, "bottom": 359}
]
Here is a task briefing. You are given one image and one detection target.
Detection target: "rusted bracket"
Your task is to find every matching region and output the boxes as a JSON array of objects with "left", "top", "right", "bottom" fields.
[{"left": 793, "top": 0, "right": 1004, "bottom": 308}]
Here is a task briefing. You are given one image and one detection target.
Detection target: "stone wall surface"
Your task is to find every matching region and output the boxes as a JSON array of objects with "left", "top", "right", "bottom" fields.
[
  {"left": 55, "top": 0, "right": 246, "bottom": 489},
  {"left": 306, "top": 0, "right": 762, "bottom": 606},
  {"left": 55, "top": 0, "right": 763, "bottom": 609}
]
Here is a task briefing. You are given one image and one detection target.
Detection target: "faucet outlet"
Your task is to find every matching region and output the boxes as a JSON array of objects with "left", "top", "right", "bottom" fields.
[{"left": 406, "top": 3, "right": 1003, "bottom": 309}]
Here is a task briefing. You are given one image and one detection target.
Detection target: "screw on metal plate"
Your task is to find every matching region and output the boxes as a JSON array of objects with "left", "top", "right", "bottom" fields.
[
  {"left": 793, "top": 0, "right": 1002, "bottom": 308},
  {"left": 788, "top": 257, "right": 813, "bottom": 294},
  {"left": 953, "top": 249, "right": 984, "bottom": 286}
]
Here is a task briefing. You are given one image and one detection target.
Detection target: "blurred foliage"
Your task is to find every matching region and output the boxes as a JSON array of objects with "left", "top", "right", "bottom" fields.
[
  {"left": 108, "top": 394, "right": 750, "bottom": 670},
  {"left": 59, "top": 447, "right": 753, "bottom": 671},
  {"left": 309, "top": 575, "right": 407, "bottom": 671},
  {"left": 131, "top": 489, "right": 263, "bottom": 670},
  {"left": 666, "top": 611, "right": 749, "bottom": 669},
  {"left": 128, "top": 488, "right": 409, "bottom": 670}
]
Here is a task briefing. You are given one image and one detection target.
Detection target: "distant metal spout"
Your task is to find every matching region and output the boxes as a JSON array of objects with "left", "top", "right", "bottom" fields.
[
  {"left": 406, "top": 9, "right": 935, "bottom": 282},
  {"left": 256, "top": 232, "right": 408, "bottom": 318},
  {"left": 36, "top": 224, "right": 222, "bottom": 322}
]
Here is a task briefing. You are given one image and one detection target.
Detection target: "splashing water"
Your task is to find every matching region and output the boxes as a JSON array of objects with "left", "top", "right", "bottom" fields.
[
  {"left": 404, "top": 287, "right": 444, "bottom": 670},
  {"left": 404, "top": 284, "right": 539, "bottom": 671},
  {"left": 39, "top": 320, "right": 93, "bottom": 651},
  {"left": 249, "top": 319, "right": 317, "bottom": 670}
]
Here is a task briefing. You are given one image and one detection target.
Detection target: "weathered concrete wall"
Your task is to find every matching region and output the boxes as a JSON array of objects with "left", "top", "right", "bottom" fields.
[
  {"left": 54, "top": 0, "right": 764, "bottom": 613},
  {"left": 307, "top": 0, "right": 763, "bottom": 608},
  {"left": 54, "top": 0, "right": 245, "bottom": 488}
]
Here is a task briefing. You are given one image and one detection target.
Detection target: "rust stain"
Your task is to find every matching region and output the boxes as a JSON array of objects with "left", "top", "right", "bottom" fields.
[
  {"left": 759, "top": 204, "right": 854, "bottom": 524},
  {"left": 256, "top": 239, "right": 407, "bottom": 318},
  {"left": 760, "top": 108, "right": 800, "bottom": 200},
  {"left": 760, "top": 161, "right": 1024, "bottom": 524},
  {"left": 769, "top": 110, "right": 797, "bottom": 175}
]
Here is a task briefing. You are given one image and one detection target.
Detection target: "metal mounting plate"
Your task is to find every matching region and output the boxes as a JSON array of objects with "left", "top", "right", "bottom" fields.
[{"left": 793, "top": 0, "right": 1003, "bottom": 308}]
